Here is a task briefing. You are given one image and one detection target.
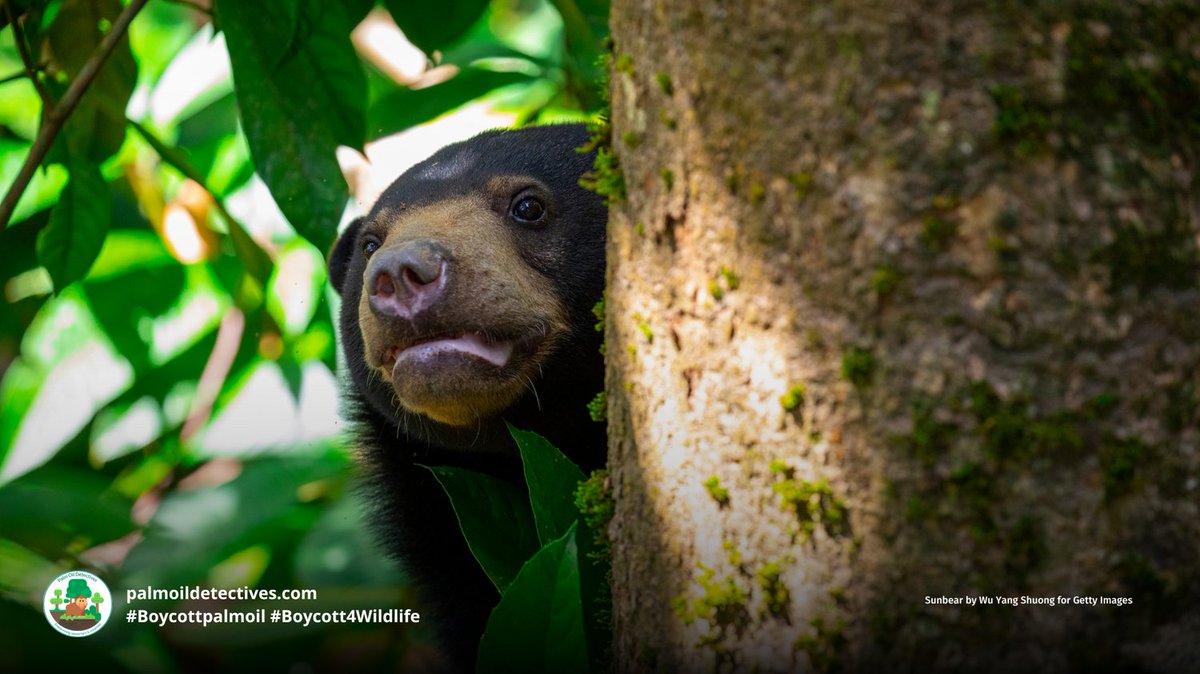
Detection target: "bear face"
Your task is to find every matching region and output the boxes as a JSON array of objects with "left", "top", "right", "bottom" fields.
[
  {"left": 331, "top": 124, "right": 606, "bottom": 451},
  {"left": 328, "top": 124, "right": 607, "bottom": 670}
]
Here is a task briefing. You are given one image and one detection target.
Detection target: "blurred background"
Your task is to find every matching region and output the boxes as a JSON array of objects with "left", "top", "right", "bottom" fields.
[{"left": 0, "top": 0, "right": 607, "bottom": 670}]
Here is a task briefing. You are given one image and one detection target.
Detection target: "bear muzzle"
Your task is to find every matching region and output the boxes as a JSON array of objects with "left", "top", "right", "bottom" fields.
[{"left": 366, "top": 240, "right": 450, "bottom": 319}]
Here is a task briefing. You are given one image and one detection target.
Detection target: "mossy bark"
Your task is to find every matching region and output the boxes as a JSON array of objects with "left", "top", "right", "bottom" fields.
[{"left": 604, "top": 1, "right": 1199, "bottom": 672}]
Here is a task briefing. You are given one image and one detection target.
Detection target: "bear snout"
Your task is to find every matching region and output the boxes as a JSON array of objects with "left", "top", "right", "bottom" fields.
[{"left": 366, "top": 240, "right": 450, "bottom": 318}]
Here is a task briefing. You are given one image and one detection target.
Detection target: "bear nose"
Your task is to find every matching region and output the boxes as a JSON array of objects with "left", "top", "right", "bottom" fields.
[{"left": 367, "top": 241, "right": 449, "bottom": 318}]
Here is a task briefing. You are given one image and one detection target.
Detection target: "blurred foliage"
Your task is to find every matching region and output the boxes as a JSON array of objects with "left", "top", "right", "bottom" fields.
[
  {"left": 440, "top": 426, "right": 611, "bottom": 672},
  {"left": 0, "top": 0, "right": 608, "bottom": 670}
]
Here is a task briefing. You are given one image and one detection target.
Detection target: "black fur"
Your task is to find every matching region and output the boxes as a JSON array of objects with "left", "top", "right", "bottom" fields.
[{"left": 329, "top": 124, "right": 607, "bottom": 671}]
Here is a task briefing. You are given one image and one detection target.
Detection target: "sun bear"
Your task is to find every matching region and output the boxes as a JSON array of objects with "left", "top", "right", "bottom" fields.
[{"left": 328, "top": 124, "right": 607, "bottom": 671}]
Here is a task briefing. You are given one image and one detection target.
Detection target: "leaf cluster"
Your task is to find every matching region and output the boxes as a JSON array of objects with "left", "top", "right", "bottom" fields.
[{"left": 432, "top": 425, "right": 613, "bottom": 672}]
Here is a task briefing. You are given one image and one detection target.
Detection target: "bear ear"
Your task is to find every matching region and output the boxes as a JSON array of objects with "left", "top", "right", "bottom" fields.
[{"left": 328, "top": 217, "right": 365, "bottom": 296}]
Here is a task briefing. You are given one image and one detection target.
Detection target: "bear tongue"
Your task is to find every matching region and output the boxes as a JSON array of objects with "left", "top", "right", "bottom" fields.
[{"left": 395, "top": 333, "right": 513, "bottom": 368}]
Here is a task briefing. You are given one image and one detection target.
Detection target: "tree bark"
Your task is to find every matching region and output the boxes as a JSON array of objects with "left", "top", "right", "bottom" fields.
[{"left": 604, "top": 1, "right": 1199, "bottom": 672}]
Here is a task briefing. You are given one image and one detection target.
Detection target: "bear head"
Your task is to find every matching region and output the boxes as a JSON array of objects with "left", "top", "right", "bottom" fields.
[{"left": 329, "top": 124, "right": 606, "bottom": 457}]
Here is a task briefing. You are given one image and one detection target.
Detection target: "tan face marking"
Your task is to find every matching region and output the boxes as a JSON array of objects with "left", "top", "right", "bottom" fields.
[{"left": 356, "top": 195, "right": 569, "bottom": 426}]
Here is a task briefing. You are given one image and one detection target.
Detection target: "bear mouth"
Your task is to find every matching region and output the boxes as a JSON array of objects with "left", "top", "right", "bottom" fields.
[
  {"left": 373, "top": 327, "right": 551, "bottom": 426},
  {"left": 382, "top": 332, "right": 515, "bottom": 369}
]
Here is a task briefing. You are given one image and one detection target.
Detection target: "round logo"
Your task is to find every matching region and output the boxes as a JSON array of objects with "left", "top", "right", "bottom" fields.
[{"left": 44, "top": 570, "right": 112, "bottom": 637}]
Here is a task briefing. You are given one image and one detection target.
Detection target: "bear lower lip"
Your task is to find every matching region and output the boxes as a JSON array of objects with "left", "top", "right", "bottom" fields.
[{"left": 390, "top": 333, "right": 514, "bottom": 369}]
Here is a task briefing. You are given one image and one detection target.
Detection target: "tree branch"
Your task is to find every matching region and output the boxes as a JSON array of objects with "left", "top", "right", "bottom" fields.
[
  {"left": 0, "top": 0, "right": 150, "bottom": 227},
  {"left": 5, "top": 2, "right": 53, "bottom": 109}
]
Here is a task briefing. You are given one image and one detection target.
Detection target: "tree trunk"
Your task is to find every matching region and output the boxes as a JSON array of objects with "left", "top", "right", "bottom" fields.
[{"left": 604, "top": 1, "right": 1199, "bottom": 672}]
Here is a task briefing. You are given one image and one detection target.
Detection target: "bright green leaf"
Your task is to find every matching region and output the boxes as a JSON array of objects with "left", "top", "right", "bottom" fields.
[
  {"left": 127, "top": 0, "right": 204, "bottom": 87},
  {"left": 86, "top": 330, "right": 221, "bottom": 466},
  {"left": 266, "top": 239, "right": 326, "bottom": 338},
  {"left": 441, "top": 40, "right": 553, "bottom": 70},
  {"left": 90, "top": 395, "right": 164, "bottom": 464},
  {"left": 0, "top": 348, "right": 132, "bottom": 485},
  {"left": 0, "top": 286, "right": 134, "bottom": 482},
  {"left": 0, "top": 358, "right": 41, "bottom": 474},
  {"left": 36, "top": 157, "right": 110, "bottom": 290},
  {"left": 205, "top": 132, "right": 255, "bottom": 197},
  {"left": 0, "top": 141, "right": 67, "bottom": 224},
  {"left": 174, "top": 93, "right": 253, "bottom": 197},
  {"left": 81, "top": 262, "right": 186, "bottom": 372},
  {"left": 15, "top": 284, "right": 105, "bottom": 371},
  {"left": 476, "top": 523, "right": 589, "bottom": 673},
  {"left": 428, "top": 465, "right": 539, "bottom": 593},
  {"left": 84, "top": 229, "right": 175, "bottom": 281},
  {"left": 509, "top": 424, "right": 585, "bottom": 546}
]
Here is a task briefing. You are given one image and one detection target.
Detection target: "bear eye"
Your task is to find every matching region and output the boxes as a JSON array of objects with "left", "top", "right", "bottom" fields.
[
  {"left": 510, "top": 195, "right": 545, "bottom": 223},
  {"left": 362, "top": 239, "right": 380, "bottom": 257}
]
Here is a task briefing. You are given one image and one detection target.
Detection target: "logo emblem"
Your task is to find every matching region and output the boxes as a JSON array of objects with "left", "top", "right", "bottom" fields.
[{"left": 44, "top": 571, "right": 112, "bottom": 637}]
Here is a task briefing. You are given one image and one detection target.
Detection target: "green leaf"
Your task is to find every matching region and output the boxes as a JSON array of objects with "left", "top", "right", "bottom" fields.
[
  {"left": 383, "top": 0, "right": 488, "bottom": 54},
  {"left": 36, "top": 157, "right": 110, "bottom": 290},
  {"left": 368, "top": 68, "right": 533, "bottom": 140},
  {"left": 0, "top": 539, "right": 63, "bottom": 604},
  {"left": 344, "top": 0, "right": 375, "bottom": 26},
  {"left": 128, "top": 0, "right": 205, "bottom": 87},
  {"left": 476, "top": 523, "right": 589, "bottom": 674},
  {"left": 174, "top": 93, "right": 253, "bottom": 197},
  {"left": 81, "top": 262, "right": 187, "bottom": 372},
  {"left": 0, "top": 202, "right": 43, "bottom": 288},
  {"left": 128, "top": 120, "right": 273, "bottom": 285},
  {"left": 428, "top": 465, "right": 539, "bottom": 593},
  {"left": 15, "top": 0, "right": 60, "bottom": 52},
  {"left": 548, "top": 0, "right": 608, "bottom": 110},
  {"left": 575, "top": 515, "right": 612, "bottom": 668},
  {"left": 0, "top": 338, "right": 132, "bottom": 485},
  {"left": 510, "top": 424, "right": 585, "bottom": 546},
  {"left": 84, "top": 229, "right": 175, "bottom": 281},
  {"left": 46, "top": 0, "right": 137, "bottom": 162},
  {"left": 215, "top": 0, "right": 366, "bottom": 252},
  {"left": 0, "top": 1, "right": 52, "bottom": 33},
  {"left": 441, "top": 41, "right": 552, "bottom": 70},
  {"left": 266, "top": 239, "right": 326, "bottom": 338},
  {"left": 0, "top": 464, "right": 135, "bottom": 558},
  {"left": 294, "top": 488, "right": 409, "bottom": 588},
  {"left": 0, "top": 282, "right": 142, "bottom": 483},
  {"left": 87, "top": 331, "right": 217, "bottom": 463},
  {"left": 121, "top": 453, "right": 347, "bottom": 590},
  {"left": 1, "top": 140, "right": 68, "bottom": 223}
]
